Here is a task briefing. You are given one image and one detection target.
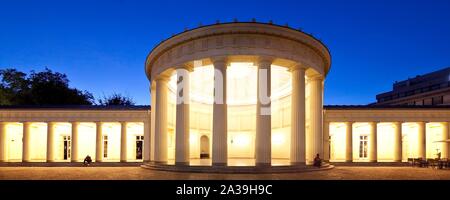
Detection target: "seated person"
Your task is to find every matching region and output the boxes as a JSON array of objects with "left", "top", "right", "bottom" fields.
[
  {"left": 313, "top": 154, "right": 322, "bottom": 167},
  {"left": 83, "top": 155, "right": 92, "bottom": 166}
]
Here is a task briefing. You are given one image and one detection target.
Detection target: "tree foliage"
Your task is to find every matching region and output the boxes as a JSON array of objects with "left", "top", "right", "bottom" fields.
[
  {"left": 0, "top": 68, "right": 94, "bottom": 105},
  {"left": 98, "top": 93, "right": 135, "bottom": 106}
]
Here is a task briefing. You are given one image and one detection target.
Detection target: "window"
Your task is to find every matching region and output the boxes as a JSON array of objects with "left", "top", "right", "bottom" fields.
[
  {"left": 431, "top": 84, "right": 440, "bottom": 90},
  {"left": 103, "top": 135, "right": 108, "bottom": 158},
  {"left": 443, "top": 95, "right": 450, "bottom": 104},
  {"left": 432, "top": 96, "right": 443, "bottom": 105},
  {"left": 359, "top": 135, "right": 368, "bottom": 159}
]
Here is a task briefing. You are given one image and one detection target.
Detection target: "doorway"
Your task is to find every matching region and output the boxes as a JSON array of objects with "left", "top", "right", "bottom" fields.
[
  {"left": 359, "top": 135, "right": 368, "bottom": 159},
  {"left": 103, "top": 135, "right": 108, "bottom": 158},
  {"left": 136, "top": 136, "right": 144, "bottom": 160},
  {"left": 63, "top": 136, "right": 71, "bottom": 160},
  {"left": 200, "top": 135, "right": 210, "bottom": 159}
]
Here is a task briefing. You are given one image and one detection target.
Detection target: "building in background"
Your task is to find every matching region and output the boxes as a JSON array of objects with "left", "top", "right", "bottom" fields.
[{"left": 375, "top": 67, "right": 450, "bottom": 105}]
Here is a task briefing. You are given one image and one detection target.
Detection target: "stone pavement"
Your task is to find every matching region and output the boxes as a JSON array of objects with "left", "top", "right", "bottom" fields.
[{"left": 1, "top": 166, "right": 450, "bottom": 180}]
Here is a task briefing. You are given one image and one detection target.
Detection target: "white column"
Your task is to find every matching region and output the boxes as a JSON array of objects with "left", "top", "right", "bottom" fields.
[
  {"left": 393, "top": 122, "right": 402, "bottom": 162},
  {"left": 46, "top": 122, "right": 56, "bottom": 162},
  {"left": 154, "top": 75, "right": 170, "bottom": 164},
  {"left": 150, "top": 84, "right": 156, "bottom": 161},
  {"left": 323, "top": 121, "right": 330, "bottom": 162},
  {"left": 290, "top": 65, "right": 306, "bottom": 165},
  {"left": 345, "top": 122, "right": 353, "bottom": 162},
  {"left": 0, "top": 122, "right": 7, "bottom": 162},
  {"left": 307, "top": 75, "right": 323, "bottom": 164},
  {"left": 418, "top": 122, "right": 426, "bottom": 159},
  {"left": 369, "top": 122, "right": 378, "bottom": 162},
  {"left": 120, "top": 121, "right": 128, "bottom": 162},
  {"left": 443, "top": 122, "right": 449, "bottom": 159},
  {"left": 175, "top": 66, "right": 192, "bottom": 166},
  {"left": 71, "top": 122, "right": 79, "bottom": 162},
  {"left": 143, "top": 120, "right": 150, "bottom": 162},
  {"left": 212, "top": 56, "right": 228, "bottom": 166},
  {"left": 256, "top": 57, "right": 273, "bottom": 166},
  {"left": 95, "top": 122, "right": 103, "bottom": 162},
  {"left": 22, "top": 122, "right": 31, "bottom": 162}
]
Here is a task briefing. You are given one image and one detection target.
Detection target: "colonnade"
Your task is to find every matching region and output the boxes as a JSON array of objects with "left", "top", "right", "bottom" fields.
[
  {"left": 152, "top": 56, "right": 324, "bottom": 166},
  {"left": 0, "top": 121, "right": 148, "bottom": 162}
]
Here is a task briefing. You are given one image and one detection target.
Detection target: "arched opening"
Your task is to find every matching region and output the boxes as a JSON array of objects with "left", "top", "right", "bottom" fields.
[{"left": 200, "top": 135, "right": 210, "bottom": 159}]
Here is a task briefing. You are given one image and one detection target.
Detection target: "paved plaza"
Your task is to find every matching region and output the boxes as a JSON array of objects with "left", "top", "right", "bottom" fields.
[{"left": 1, "top": 166, "right": 450, "bottom": 180}]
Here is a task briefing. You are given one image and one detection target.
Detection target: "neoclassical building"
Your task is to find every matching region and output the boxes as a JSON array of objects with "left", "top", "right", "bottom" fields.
[{"left": 0, "top": 22, "right": 449, "bottom": 170}]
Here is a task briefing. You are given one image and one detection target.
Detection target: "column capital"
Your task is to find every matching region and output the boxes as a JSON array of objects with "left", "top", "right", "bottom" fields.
[
  {"left": 308, "top": 74, "right": 324, "bottom": 81},
  {"left": 175, "top": 63, "right": 194, "bottom": 72},
  {"left": 46, "top": 122, "right": 56, "bottom": 127},
  {"left": 393, "top": 121, "right": 403, "bottom": 126},
  {"left": 256, "top": 56, "right": 275, "bottom": 66},
  {"left": 417, "top": 121, "right": 426, "bottom": 125},
  {"left": 70, "top": 121, "right": 80, "bottom": 125},
  {"left": 155, "top": 74, "right": 171, "bottom": 82},
  {"left": 210, "top": 56, "right": 229, "bottom": 66},
  {"left": 289, "top": 63, "right": 308, "bottom": 72}
]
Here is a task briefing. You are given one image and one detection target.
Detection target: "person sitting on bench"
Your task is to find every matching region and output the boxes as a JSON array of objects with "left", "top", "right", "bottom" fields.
[
  {"left": 83, "top": 155, "right": 92, "bottom": 166},
  {"left": 313, "top": 154, "right": 322, "bottom": 167}
]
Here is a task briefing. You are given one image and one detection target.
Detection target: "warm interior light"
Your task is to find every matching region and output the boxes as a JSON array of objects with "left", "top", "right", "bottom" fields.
[
  {"left": 167, "top": 62, "right": 292, "bottom": 105},
  {"left": 165, "top": 62, "right": 295, "bottom": 161}
]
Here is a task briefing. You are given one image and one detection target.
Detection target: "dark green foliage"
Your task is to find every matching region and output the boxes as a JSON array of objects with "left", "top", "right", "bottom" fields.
[{"left": 0, "top": 68, "right": 94, "bottom": 105}]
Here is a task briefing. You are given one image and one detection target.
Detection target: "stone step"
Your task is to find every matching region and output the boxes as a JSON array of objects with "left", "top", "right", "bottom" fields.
[{"left": 141, "top": 163, "right": 334, "bottom": 174}]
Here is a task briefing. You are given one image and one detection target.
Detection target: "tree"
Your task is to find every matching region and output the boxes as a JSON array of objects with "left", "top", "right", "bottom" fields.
[
  {"left": 0, "top": 68, "right": 94, "bottom": 105},
  {"left": 98, "top": 93, "right": 135, "bottom": 106}
]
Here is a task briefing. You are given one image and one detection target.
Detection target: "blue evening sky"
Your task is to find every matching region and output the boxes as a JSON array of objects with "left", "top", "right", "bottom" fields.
[{"left": 1, "top": 0, "right": 449, "bottom": 105}]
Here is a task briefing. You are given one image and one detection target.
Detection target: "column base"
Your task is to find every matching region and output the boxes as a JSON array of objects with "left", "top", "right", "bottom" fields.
[
  {"left": 212, "top": 162, "right": 227, "bottom": 167},
  {"left": 290, "top": 162, "right": 306, "bottom": 166},
  {"left": 153, "top": 161, "right": 168, "bottom": 165},
  {"left": 0, "top": 160, "right": 7, "bottom": 162},
  {"left": 175, "top": 162, "right": 190, "bottom": 166},
  {"left": 255, "top": 162, "right": 271, "bottom": 167},
  {"left": 95, "top": 160, "right": 103, "bottom": 163},
  {"left": 46, "top": 160, "right": 56, "bottom": 163},
  {"left": 71, "top": 160, "right": 79, "bottom": 162},
  {"left": 369, "top": 160, "right": 377, "bottom": 163},
  {"left": 22, "top": 160, "right": 31, "bottom": 162},
  {"left": 393, "top": 160, "right": 402, "bottom": 162},
  {"left": 345, "top": 160, "right": 353, "bottom": 163},
  {"left": 120, "top": 160, "right": 127, "bottom": 163}
]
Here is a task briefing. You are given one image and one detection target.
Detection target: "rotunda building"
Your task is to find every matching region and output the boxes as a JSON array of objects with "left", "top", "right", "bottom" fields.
[{"left": 145, "top": 22, "right": 331, "bottom": 168}]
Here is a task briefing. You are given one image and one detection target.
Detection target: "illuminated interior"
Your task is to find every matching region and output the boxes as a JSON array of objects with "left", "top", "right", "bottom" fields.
[
  {"left": 6, "top": 123, "right": 23, "bottom": 162},
  {"left": 29, "top": 123, "right": 47, "bottom": 161},
  {"left": 54, "top": 123, "right": 71, "bottom": 161},
  {"left": 402, "top": 123, "right": 419, "bottom": 160},
  {"left": 352, "top": 123, "right": 370, "bottom": 162},
  {"left": 377, "top": 123, "right": 395, "bottom": 162},
  {"left": 165, "top": 62, "right": 295, "bottom": 165},
  {"left": 426, "top": 123, "right": 444, "bottom": 159},
  {"left": 329, "top": 123, "right": 346, "bottom": 162},
  {"left": 126, "top": 122, "right": 144, "bottom": 161}
]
